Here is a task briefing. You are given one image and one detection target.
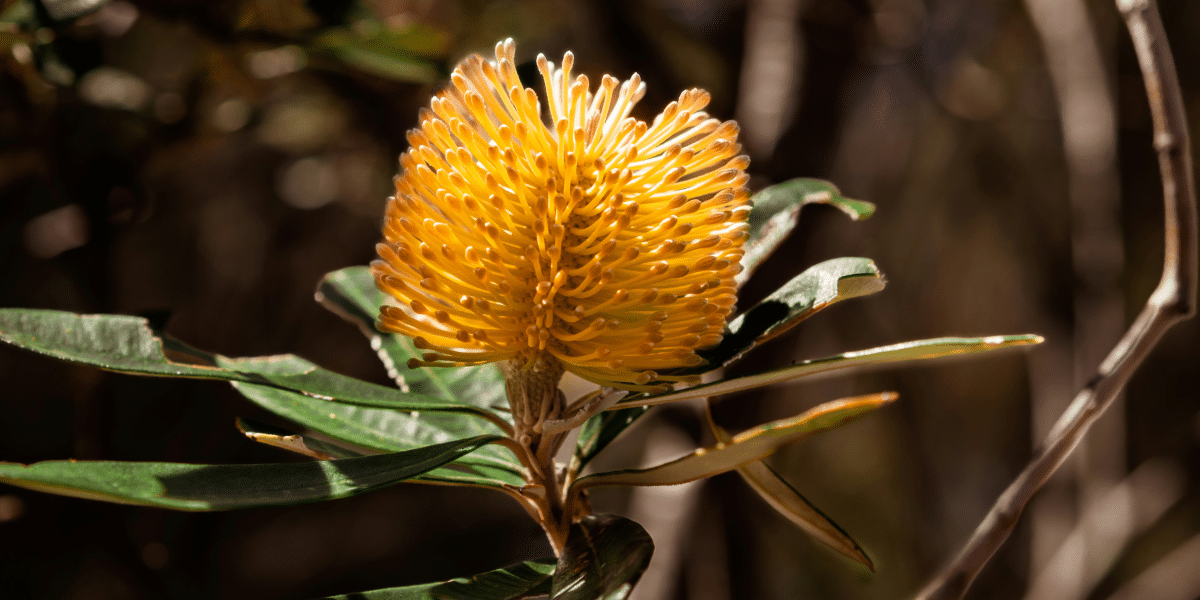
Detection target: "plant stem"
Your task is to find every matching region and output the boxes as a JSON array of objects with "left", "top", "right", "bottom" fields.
[{"left": 914, "top": 1, "right": 1197, "bottom": 598}]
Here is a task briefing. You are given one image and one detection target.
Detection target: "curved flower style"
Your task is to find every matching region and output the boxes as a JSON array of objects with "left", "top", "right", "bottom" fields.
[{"left": 372, "top": 39, "right": 751, "bottom": 391}]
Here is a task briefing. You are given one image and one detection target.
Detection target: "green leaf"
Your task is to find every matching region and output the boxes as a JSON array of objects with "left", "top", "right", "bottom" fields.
[
  {"left": 698, "top": 257, "right": 885, "bottom": 370},
  {"left": 575, "top": 393, "right": 894, "bottom": 489},
  {"left": 231, "top": 381, "right": 525, "bottom": 488},
  {"left": 314, "top": 558, "right": 556, "bottom": 600},
  {"left": 624, "top": 334, "right": 1044, "bottom": 408},
  {"left": 740, "top": 178, "right": 875, "bottom": 286},
  {"left": 551, "top": 514, "right": 654, "bottom": 600},
  {"left": 706, "top": 413, "right": 872, "bottom": 570},
  {"left": 570, "top": 406, "right": 651, "bottom": 475},
  {"left": 310, "top": 27, "right": 440, "bottom": 83},
  {"left": 0, "top": 436, "right": 499, "bottom": 511},
  {"left": 316, "top": 266, "right": 509, "bottom": 416},
  {"left": 0, "top": 309, "right": 498, "bottom": 419}
]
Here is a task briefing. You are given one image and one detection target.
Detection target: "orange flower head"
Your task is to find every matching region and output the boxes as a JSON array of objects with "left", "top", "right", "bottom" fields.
[{"left": 372, "top": 39, "right": 750, "bottom": 392}]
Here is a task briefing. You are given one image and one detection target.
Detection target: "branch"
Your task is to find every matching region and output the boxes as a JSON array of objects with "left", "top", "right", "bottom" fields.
[{"left": 914, "top": 1, "right": 1197, "bottom": 598}]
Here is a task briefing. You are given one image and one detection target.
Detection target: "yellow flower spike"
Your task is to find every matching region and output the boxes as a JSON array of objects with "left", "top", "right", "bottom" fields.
[{"left": 373, "top": 38, "right": 750, "bottom": 395}]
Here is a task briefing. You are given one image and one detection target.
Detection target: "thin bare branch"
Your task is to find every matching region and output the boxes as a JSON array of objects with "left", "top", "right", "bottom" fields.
[{"left": 914, "top": 1, "right": 1197, "bottom": 598}]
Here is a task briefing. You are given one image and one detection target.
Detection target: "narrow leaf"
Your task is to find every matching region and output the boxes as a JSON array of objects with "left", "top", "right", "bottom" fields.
[
  {"left": 698, "top": 257, "right": 885, "bottom": 370},
  {"left": 575, "top": 393, "right": 895, "bottom": 489},
  {"left": 707, "top": 415, "right": 872, "bottom": 569},
  {"left": 234, "top": 417, "right": 522, "bottom": 490},
  {"left": 314, "top": 558, "right": 556, "bottom": 600},
  {"left": 551, "top": 514, "right": 654, "bottom": 600},
  {"left": 623, "top": 334, "right": 1043, "bottom": 408},
  {"left": 0, "top": 309, "right": 501, "bottom": 419},
  {"left": 740, "top": 459, "right": 874, "bottom": 569},
  {"left": 310, "top": 28, "right": 440, "bottom": 83},
  {"left": 741, "top": 179, "right": 875, "bottom": 286},
  {"left": 316, "top": 266, "right": 509, "bottom": 415},
  {"left": 231, "top": 381, "right": 525, "bottom": 488},
  {"left": 0, "top": 436, "right": 499, "bottom": 511}
]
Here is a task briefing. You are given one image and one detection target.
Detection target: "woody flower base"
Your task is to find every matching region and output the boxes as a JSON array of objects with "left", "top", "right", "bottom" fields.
[{"left": 0, "top": 40, "right": 1039, "bottom": 600}]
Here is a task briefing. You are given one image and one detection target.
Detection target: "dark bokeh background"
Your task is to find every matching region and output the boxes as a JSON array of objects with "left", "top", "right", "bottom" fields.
[{"left": 1, "top": 0, "right": 1198, "bottom": 599}]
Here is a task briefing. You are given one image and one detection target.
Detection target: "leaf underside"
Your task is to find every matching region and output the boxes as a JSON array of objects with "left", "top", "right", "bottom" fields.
[
  {"left": 575, "top": 393, "right": 895, "bottom": 489},
  {"left": 626, "top": 334, "right": 1043, "bottom": 408}
]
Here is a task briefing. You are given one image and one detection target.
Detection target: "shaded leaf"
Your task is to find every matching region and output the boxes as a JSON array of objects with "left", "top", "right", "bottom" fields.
[
  {"left": 707, "top": 412, "right": 872, "bottom": 569},
  {"left": 316, "top": 266, "right": 509, "bottom": 415},
  {"left": 575, "top": 393, "right": 894, "bottom": 489},
  {"left": 310, "top": 27, "right": 440, "bottom": 83},
  {"left": 624, "top": 334, "right": 1043, "bottom": 408},
  {"left": 231, "top": 381, "right": 525, "bottom": 488},
  {"left": 0, "top": 436, "right": 499, "bottom": 511},
  {"left": 570, "top": 405, "right": 651, "bottom": 474},
  {"left": 315, "top": 558, "right": 556, "bottom": 600},
  {"left": 551, "top": 514, "right": 654, "bottom": 600},
  {"left": 740, "top": 179, "right": 875, "bottom": 286},
  {"left": 698, "top": 257, "right": 885, "bottom": 370}
]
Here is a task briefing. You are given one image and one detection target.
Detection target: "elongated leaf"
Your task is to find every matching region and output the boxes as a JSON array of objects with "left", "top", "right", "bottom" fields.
[
  {"left": 311, "top": 28, "right": 440, "bottom": 83},
  {"left": 576, "top": 393, "right": 894, "bottom": 489},
  {"left": 706, "top": 413, "right": 872, "bottom": 569},
  {"left": 741, "top": 459, "right": 874, "bottom": 569},
  {"left": 0, "top": 309, "right": 499, "bottom": 418},
  {"left": 231, "top": 381, "right": 525, "bottom": 488},
  {"left": 741, "top": 179, "right": 876, "bottom": 286},
  {"left": 315, "top": 558, "right": 556, "bottom": 600},
  {"left": 570, "top": 406, "right": 651, "bottom": 475},
  {"left": 0, "top": 436, "right": 498, "bottom": 511},
  {"left": 234, "top": 416, "right": 521, "bottom": 490},
  {"left": 552, "top": 514, "right": 653, "bottom": 600},
  {"left": 622, "top": 334, "right": 1043, "bottom": 408},
  {"left": 316, "top": 266, "right": 509, "bottom": 415},
  {"left": 698, "top": 257, "right": 885, "bottom": 370}
]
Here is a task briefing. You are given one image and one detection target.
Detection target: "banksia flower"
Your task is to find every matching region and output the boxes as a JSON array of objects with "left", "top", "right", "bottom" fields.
[{"left": 373, "top": 39, "right": 750, "bottom": 394}]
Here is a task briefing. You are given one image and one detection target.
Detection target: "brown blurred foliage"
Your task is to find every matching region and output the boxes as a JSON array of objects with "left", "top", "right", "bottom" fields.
[{"left": 0, "top": 1, "right": 1198, "bottom": 599}]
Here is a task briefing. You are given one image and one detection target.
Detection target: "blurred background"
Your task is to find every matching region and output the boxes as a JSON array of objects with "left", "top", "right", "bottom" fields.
[{"left": 0, "top": 0, "right": 1198, "bottom": 598}]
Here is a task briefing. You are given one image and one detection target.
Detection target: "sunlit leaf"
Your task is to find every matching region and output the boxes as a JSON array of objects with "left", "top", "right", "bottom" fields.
[
  {"left": 551, "top": 514, "right": 653, "bottom": 600},
  {"left": 707, "top": 414, "right": 872, "bottom": 569},
  {"left": 623, "top": 334, "right": 1043, "bottom": 408},
  {"left": 0, "top": 309, "right": 497, "bottom": 418},
  {"left": 316, "top": 266, "right": 509, "bottom": 416},
  {"left": 740, "top": 178, "right": 875, "bottom": 286},
  {"left": 231, "top": 381, "right": 525, "bottom": 488},
  {"left": 575, "top": 393, "right": 894, "bottom": 489},
  {"left": 315, "top": 558, "right": 556, "bottom": 600},
  {"left": 0, "top": 436, "right": 499, "bottom": 511},
  {"left": 698, "top": 257, "right": 885, "bottom": 370}
]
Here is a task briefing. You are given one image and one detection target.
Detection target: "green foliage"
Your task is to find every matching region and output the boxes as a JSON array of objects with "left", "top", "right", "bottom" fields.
[
  {"left": 0, "top": 177, "right": 1043, "bottom": 599},
  {"left": 0, "top": 437, "right": 499, "bottom": 510},
  {"left": 315, "top": 559, "right": 556, "bottom": 600},
  {"left": 551, "top": 515, "right": 654, "bottom": 600}
]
